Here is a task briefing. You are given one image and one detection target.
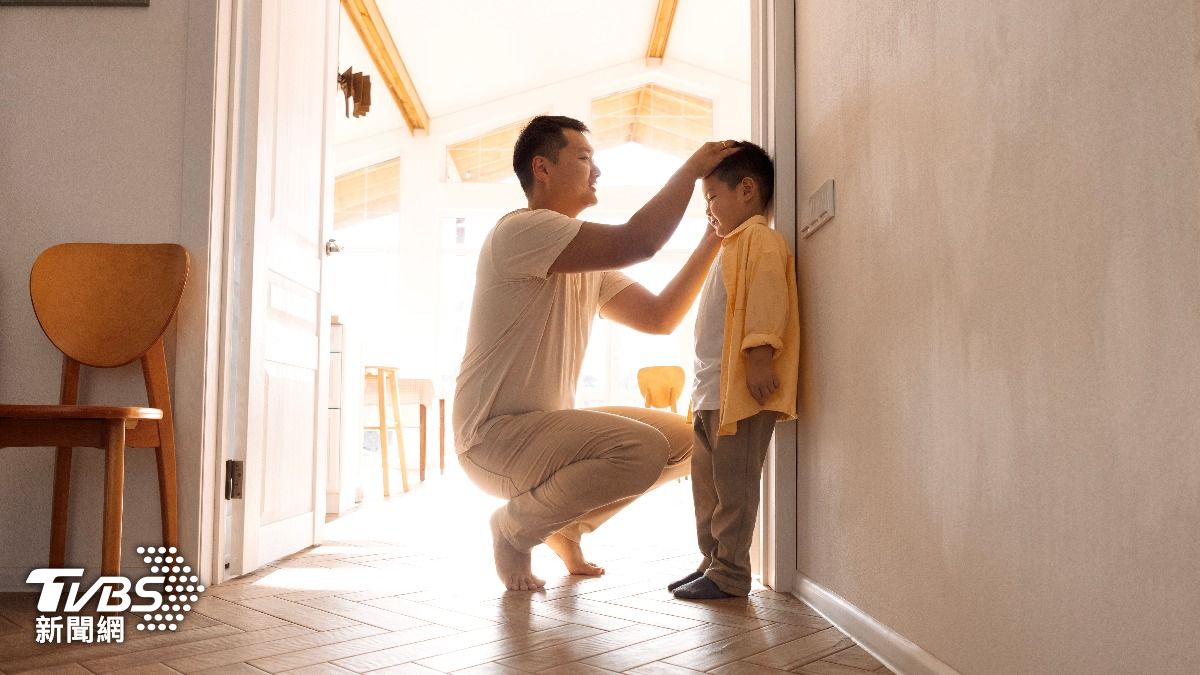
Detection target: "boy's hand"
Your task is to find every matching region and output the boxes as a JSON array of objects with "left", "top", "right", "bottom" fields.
[{"left": 745, "top": 345, "right": 778, "bottom": 404}]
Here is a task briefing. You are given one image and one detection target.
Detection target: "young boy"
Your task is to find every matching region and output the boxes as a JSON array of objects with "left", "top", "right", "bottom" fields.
[{"left": 670, "top": 142, "right": 800, "bottom": 599}]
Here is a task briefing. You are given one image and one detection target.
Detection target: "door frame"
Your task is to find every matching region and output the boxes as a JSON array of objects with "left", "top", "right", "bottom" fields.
[
  {"left": 199, "top": 0, "right": 339, "bottom": 583},
  {"left": 178, "top": 0, "right": 238, "bottom": 588},
  {"left": 168, "top": 0, "right": 230, "bottom": 589},
  {"left": 751, "top": 0, "right": 798, "bottom": 592},
  {"left": 202, "top": 0, "right": 258, "bottom": 585}
]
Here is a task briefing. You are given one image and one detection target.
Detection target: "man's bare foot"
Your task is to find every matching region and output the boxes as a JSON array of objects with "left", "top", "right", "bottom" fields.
[
  {"left": 544, "top": 532, "right": 605, "bottom": 576},
  {"left": 490, "top": 511, "right": 545, "bottom": 591}
]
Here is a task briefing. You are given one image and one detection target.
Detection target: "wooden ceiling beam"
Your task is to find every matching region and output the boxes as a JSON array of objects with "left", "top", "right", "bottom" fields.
[
  {"left": 341, "top": 0, "right": 430, "bottom": 132},
  {"left": 646, "top": 0, "right": 679, "bottom": 60}
]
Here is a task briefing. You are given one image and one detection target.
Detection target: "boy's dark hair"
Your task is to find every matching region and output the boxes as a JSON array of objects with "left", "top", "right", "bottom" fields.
[
  {"left": 709, "top": 141, "right": 775, "bottom": 208},
  {"left": 513, "top": 115, "right": 590, "bottom": 196}
]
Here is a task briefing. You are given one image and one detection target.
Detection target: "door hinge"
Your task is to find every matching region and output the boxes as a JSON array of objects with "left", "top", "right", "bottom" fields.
[{"left": 224, "top": 459, "right": 244, "bottom": 500}]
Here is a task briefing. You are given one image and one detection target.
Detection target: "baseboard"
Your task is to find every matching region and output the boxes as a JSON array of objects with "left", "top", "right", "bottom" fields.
[{"left": 794, "top": 572, "right": 960, "bottom": 675}]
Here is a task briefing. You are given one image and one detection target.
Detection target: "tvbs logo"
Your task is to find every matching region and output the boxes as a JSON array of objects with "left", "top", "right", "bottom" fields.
[{"left": 26, "top": 546, "right": 205, "bottom": 644}]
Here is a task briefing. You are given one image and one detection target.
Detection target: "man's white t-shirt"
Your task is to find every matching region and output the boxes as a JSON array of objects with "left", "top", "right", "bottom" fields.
[{"left": 453, "top": 208, "right": 636, "bottom": 453}]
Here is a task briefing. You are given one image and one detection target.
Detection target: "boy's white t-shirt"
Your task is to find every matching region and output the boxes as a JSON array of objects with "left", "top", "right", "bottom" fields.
[{"left": 692, "top": 248, "right": 726, "bottom": 412}]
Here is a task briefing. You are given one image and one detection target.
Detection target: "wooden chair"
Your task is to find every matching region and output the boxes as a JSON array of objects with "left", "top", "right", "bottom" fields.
[
  {"left": 0, "top": 243, "right": 189, "bottom": 576},
  {"left": 636, "top": 365, "right": 692, "bottom": 422}
]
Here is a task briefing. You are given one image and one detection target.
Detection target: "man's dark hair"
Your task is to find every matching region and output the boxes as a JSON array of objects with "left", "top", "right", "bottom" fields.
[
  {"left": 709, "top": 141, "right": 775, "bottom": 208},
  {"left": 512, "top": 115, "right": 590, "bottom": 196}
]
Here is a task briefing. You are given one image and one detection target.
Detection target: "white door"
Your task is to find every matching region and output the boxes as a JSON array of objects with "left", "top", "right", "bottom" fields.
[{"left": 223, "top": 0, "right": 339, "bottom": 576}]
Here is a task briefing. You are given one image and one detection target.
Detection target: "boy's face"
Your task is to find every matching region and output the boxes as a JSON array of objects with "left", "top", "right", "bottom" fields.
[{"left": 701, "top": 174, "right": 760, "bottom": 237}]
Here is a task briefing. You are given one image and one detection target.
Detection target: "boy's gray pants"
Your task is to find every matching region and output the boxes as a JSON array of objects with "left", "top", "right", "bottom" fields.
[{"left": 690, "top": 409, "right": 776, "bottom": 596}]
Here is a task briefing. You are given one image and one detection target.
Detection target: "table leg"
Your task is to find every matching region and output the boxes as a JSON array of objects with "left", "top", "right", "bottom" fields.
[{"left": 419, "top": 404, "right": 427, "bottom": 482}]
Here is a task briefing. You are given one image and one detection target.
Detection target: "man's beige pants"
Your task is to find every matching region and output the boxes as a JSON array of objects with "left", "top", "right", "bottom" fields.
[
  {"left": 690, "top": 409, "right": 775, "bottom": 596},
  {"left": 459, "top": 406, "right": 692, "bottom": 551}
]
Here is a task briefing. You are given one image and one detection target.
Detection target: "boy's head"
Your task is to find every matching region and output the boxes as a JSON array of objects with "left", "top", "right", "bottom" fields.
[
  {"left": 513, "top": 115, "right": 593, "bottom": 199},
  {"left": 700, "top": 141, "right": 774, "bottom": 236}
]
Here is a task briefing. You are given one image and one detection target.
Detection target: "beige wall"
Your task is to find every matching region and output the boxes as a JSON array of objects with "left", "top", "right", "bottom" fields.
[
  {"left": 793, "top": 1, "right": 1199, "bottom": 673},
  {"left": 0, "top": 2, "right": 216, "bottom": 587}
]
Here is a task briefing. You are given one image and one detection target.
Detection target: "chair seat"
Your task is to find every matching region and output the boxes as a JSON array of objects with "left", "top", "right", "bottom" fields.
[{"left": 0, "top": 404, "right": 163, "bottom": 421}]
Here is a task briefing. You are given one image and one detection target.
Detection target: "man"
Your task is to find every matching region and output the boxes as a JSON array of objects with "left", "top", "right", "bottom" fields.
[{"left": 454, "top": 115, "right": 737, "bottom": 590}]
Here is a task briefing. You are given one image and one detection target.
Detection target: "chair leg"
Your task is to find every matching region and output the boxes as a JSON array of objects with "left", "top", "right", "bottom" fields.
[
  {"left": 419, "top": 404, "right": 427, "bottom": 482},
  {"left": 143, "top": 343, "right": 179, "bottom": 549},
  {"left": 50, "top": 355, "right": 81, "bottom": 567},
  {"left": 375, "top": 369, "right": 391, "bottom": 497},
  {"left": 386, "top": 370, "right": 409, "bottom": 492},
  {"left": 155, "top": 442, "right": 179, "bottom": 549},
  {"left": 102, "top": 420, "right": 126, "bottom": 577},
  {"left": 439, "top": 398, "right": 445, "bottom": 474},
  {"left": 49, "top": 446, "right": 73, "bottom": 568}
]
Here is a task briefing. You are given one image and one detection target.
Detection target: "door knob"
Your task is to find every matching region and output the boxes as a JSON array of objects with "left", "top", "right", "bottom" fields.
[{"left": 325, "top": 239, "right": 344, "bottom": 255}]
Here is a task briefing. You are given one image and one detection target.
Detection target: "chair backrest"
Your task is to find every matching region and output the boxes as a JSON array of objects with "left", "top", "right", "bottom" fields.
[
  {"left": 637, "top": 365, "right": 685, "bottom": 411},
  {"left": 30, "top": 243, "right": 190, "bottom": 368}
]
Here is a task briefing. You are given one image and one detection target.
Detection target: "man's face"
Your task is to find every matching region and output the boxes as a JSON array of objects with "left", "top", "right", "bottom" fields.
[{"left": 545, "top": 130, "right": 601, "bottom": 214}]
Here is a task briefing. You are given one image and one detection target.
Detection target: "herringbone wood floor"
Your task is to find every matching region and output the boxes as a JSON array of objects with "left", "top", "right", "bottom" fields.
[{"left": 0, "top": 467, "right": 891, "bottom": 674}]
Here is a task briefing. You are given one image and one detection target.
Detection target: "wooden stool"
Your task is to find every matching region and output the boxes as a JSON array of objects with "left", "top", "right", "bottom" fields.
[
  {"left": 363, "top": 366, "right": 409, "bottom": 496},
  {"left": 363, "top": 368, "right": 445, "bottom": 496}
]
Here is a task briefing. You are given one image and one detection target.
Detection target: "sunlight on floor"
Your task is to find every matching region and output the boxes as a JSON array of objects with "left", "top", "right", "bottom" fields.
[{"left": 309, "top": 462, "right": 702, "bottom": 595}]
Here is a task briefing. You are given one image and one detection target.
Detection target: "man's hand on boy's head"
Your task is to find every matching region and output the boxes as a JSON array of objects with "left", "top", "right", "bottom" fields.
[
  {"left": 745, "top": 345, "right": 779, "bottom": 404},
  {"left": 685, "top": 140, "right": 740, "bottom": 180}
]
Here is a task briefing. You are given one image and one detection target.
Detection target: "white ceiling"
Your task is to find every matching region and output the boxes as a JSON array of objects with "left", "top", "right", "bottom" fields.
[{"left": 336, "top": 0, "right": 750, "bottom": 141}]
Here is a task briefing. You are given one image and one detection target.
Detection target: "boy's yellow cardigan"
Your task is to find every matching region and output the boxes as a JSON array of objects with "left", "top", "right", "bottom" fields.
[{"left": 716, "top": 215, "right": 800, "bottom": 436}]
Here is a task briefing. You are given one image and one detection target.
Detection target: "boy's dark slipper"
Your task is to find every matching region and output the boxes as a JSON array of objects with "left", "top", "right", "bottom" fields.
[
  {"left": 672, "top": 576, "right": 734, "bottom": 600},
  {"left": 667, "top": 571, "right": 704, "bottom": 592}
]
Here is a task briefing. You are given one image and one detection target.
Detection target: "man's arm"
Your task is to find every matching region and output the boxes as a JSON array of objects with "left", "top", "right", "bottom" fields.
[
  {"left": 548, "top": 141, "right": 736, "bottom": 274},
  {"left": 599, "top": 229, "right": 721, "bottom": 334}
]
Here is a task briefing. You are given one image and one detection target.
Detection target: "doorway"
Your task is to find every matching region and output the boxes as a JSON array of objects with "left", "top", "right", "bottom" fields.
[{"left": 206, "top": 0, "right": 796, "bottom": 593}]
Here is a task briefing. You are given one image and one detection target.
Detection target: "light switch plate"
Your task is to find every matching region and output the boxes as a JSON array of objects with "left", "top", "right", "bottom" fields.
[{"left": 801, "top": 178, "right": 835, "bottom": 238}]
